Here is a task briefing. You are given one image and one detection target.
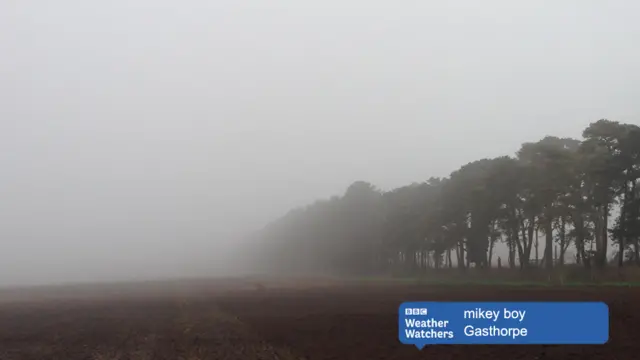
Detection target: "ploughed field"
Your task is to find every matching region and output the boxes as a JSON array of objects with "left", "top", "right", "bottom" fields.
[{"left": 0, "top": 278, "right": 635, "bottom": 359}]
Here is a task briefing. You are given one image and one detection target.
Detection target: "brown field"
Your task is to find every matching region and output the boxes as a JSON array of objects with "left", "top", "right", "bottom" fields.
[{"left": 0, "top": 277, "right": 636, "bottom": 360}]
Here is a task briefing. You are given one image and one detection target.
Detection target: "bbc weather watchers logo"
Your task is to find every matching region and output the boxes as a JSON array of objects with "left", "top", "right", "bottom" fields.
[
  {"left": 405, "top": 307, "right": 428, "bottom": 316},
  {"left": 399, "top": 301, "right": 609, "bottom": 348}
]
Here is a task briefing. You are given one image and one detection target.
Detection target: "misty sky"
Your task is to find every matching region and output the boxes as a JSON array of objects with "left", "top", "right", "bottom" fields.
[{"left": 1, "top": 1, "right": 638, "bottom": 286}]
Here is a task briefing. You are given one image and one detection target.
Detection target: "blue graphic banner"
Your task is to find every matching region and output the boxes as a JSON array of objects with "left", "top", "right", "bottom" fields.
[{"left": 399, "top": 302, "right": 608, "bottom": 348}]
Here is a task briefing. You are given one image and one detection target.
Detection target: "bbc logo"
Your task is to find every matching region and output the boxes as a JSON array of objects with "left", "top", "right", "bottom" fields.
[{"left": 405, "top": 308, "right": 428, "bottom": 316}]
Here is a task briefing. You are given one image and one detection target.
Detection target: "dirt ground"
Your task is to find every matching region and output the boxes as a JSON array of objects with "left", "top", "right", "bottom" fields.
[{"left": 0, "top": 278, "right": 636, "bottom": 360}]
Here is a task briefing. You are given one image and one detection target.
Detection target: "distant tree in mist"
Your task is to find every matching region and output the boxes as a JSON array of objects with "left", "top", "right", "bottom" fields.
[{"left": 256, "top": 120, "right": 640, "bottom": 276}]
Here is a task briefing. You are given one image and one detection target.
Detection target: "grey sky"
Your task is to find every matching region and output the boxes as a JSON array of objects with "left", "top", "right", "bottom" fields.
[{"left": 1, "top": 1, "right": 638, "bottom": 285}]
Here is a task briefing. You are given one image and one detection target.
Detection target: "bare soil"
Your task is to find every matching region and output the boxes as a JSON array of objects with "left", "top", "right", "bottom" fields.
[{"left": 0, "top": 278, "right": 635, "bottom": 359}]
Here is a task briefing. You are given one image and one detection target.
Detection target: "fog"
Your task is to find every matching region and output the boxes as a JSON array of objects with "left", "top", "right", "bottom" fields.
[{"left": 1, "top": 1, "right": 638, "bottom": 286}]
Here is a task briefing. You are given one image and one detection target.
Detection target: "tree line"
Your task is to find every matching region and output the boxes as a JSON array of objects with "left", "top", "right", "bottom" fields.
[{"left": 255, "top": 120, "right": 640, "bottom": 276}]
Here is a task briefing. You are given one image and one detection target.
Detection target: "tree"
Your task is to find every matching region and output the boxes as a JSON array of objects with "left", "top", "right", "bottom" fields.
[
  {"left": 517, "top": 137, "right": 579, "bottom": 271},
  {"left": 580, "top": 120, "right": 640, "bottom": 267},
  {"left": 255, "top": 120, "right": 640, "bottom": 279}
]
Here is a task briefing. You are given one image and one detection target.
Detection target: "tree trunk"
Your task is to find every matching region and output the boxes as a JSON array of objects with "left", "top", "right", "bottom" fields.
[
  {"left": 466, "top": 243, "right": 471, "bottom": 268},
  {"left": 488, "top": 242, "right": 494, "bottom": 267},
  {"left": 524, "top": 216, "right": 535, "bottom": 264},
  {"left": 514, "top": 235, "right": 525, "bottom": 269},
  {"left": 594, "top": 206, "right": 603, "bottom": 268},
  {"left": 576, "top": 245, "right": 583, "bottom": 265},
  {"left": 519, "top": 215, "right": 528, "bottom": 267},
  {"left": 535, "top": 226, "right": 539, "bottom": 265},
  {"left": 488, "top": 223, "right": 498, "bottom": 267},
  {"left": 507, "top": 228, "right": 516, "bottom": 269},
  {"left": 619, "top": 183, "right": 628, "bottom": 268},
  {"left": 559, "top": 216, "right": 567, "bottom": 266},
  {"left": 544, "top": 212, "right": 554, "bottom": 271},
  {"left": 573, "top": 213, "right": 587, "bottom": 268},
  {"left": 601, "top": 202, "right": 609, "bottom": 267},
  {"left": 456, "top": 239, "right": 466, "bottom": 271}
]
